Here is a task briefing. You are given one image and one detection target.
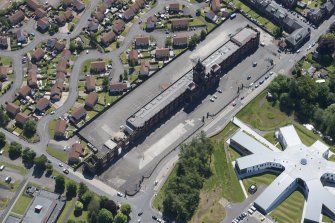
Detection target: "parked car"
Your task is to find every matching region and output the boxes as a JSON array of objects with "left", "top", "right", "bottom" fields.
[{"left": 63, "top": 169, "right": 69, "bottom": 174}]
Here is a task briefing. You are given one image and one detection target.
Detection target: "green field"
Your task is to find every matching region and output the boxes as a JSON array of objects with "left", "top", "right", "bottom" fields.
[
  {"left": 56, "top": 198, "right": 76, "bottom": 223},
  {"left": 47, "top": 145, "right": 68, "bottom": 163},
  {"left": 0, "top": 161, "right": 27, "bottom": 175},
  {"left": 11, "top": 194, "right": 33, "bottom": 216},
  {"left": 242, "top": 173, "right": 277, "bottom": 190}
]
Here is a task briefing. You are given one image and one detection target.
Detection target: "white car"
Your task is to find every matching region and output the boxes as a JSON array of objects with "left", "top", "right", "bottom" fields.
[
  {"left": 210, "top": 98, "right": 214, "bottom": 102},
  {"left": 59, "top": 163, "right": 63, "bottom": 167},
  {"left": 117, "top": 192, "right": 124, "bottom": 197},
  {"left": 50, "top": 111, "right": 55, "bottom": 115},
  {"left": 213, "top": 95, "right": 217, "bottom": 99},
  {"left": 86, "top": 50, "right": 89, "bottom": 54}
]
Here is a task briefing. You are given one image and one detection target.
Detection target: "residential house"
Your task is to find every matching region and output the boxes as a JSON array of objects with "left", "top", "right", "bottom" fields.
[
  {"left": 56, "top": 14, "right": 67, "bottom": 25},
  {"left": 46, "top": 38, "right": 57, "bottom": 50},
  {"left": 135, "top": 36, "right": 150, "bottom": 48},
  {"left": 90, "top": 61, "right": 106, "bottom": 73},
  {"left": 123, "top": 8, "right": 135, "bottom": 21},
  {"left": 285, "top": 27, "right": 311, "bottom": 50},
  {"left": 37, "top": 17, "right": 49, "bottom": 32},
  {"left": 56, "top": 71, "right": 66, "bottom": 81},
  {"left": 35, "top": 98, "right": 50, "bottom": 113},
  {"left": 101, "top": 31, "right": 116, "bottom": 45},
  {"left": 109, "top": 82, "right": 129, "bottom": 94},
  {"left": 62, "top": 0, "right": 72, "bottom": 8},
  {"left": 9, "top": 10, "right": 25, "bottom": 25},
  {"left": 130, "top": 3, "right": 140, "bottom": 14},
  {"left": 171, "top": 19, "right": 189, "bottom": 31},
  {"left": 64, "top": 9, "right": 74, "bottom": 22},
  {"left": 97, "top": 3, "right": 107, "bottom": 14},
  {"left": 68, "top": 143, "right": 84, "bottom": 164},
  {"left": 50, "top": 84, "right": 62, "bottom": 101},
  {"left": 85, "top": 76, "right": 96, "bottom": 92},
  {"left": 173, "top": 36, "right": 188, "bottom": 48},
  {"left": 54, "top": 119, "right": 67, "bottom": 139},
  {"left": 15, "top": 112, "right": 29, "bottom": 126},
  {"left": 85, "top": 92, "right": 98, "bottom": 109},
  {"left": 169, "top": 3, "right": 180, "bottom": 13},
  {"left": 128, "top": 49, "right": 138, "bottom": 65},
  {"left": 27, "top": 65, "right": 38, "bottom": 88},
  {"left": 54, "top": 40, "right": 65, "bottom": 52},
  {"left": 307, "top": 8, "right": 324, "bottom": 25},
  {"left": 0, "top": 67, "right": 8, "bottom": 81},
  {"left": 26, "top": 0, "right": 43, "bottom": 10},
  {"left": 6, "top": 102, "right": 20, "bottom": 117},
  {"left": 88, "top": 20, "right": 99, "bottom": 32},
  {"left": 0, "top": 36, "right": 8, "bottom": 49},
  {"left": 18, "top": 85, "right": 31, "bottom": 98},
  {"left": 35, "top": 8, "right": 46, "bottom": 19},
  {"left": 146, "top": 16, "right": 157, "bottom": 30},
  {"left": 94, "top": 11, "right": 105, "bottom": 22},
  {"left": 211, "top": 0, "right": 221, "bottom": 13},
  {"left": 61, "top": 49, "right": 71, "bottom": 60},
  {"left": 277, "top": 0, "right": 297, "bottom": 8},
  {"left": 139, "top": 61, "right": 150, "bottom": 77},
  {"left": 73, "top": 0, "right": 85, "bottom": 12},
  {"left": 71, "top": 107, "right": 87, "bottom": 123},
  {"left": 155, "top": 48, "right": 170, "bottom": 60},
  {"left": 57, "top": 58, "right": 68, "bottom": 73},
  {"left": 205, "top": 11, "right": 218, "bottom": 23},
  {"left": 135, "top": 0, "right": 145, "bottom": 8},
  {"left": 32, "top": 48, "right": 45, "bottom": 62},
  {"left": 112, "top": 20, "right": 125, "bottom": 34},
  {"left": 16, "top": 29, "right": 27, "bottom": 43}
]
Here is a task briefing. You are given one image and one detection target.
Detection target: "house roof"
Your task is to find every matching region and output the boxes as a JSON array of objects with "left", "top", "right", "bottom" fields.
[
  {"left": 57, "top": 58, "right": 68, "bottom": 72},
  {"left": 135, "top": 36, "right": 150, "bottom": 46},
  {"left": 15, "top": 112, "right": 29, "bottom": 124},
  {"left": 88, "top": 20, "right": 99, "bottom": 31},
  {"left": 26, "top": 0, "right": 43, "bottom": 10},
  {"left": 128, "top": 49, "right": 138, "bottom": 60},
  {"left": 285, "top": 27, "right": 310, "bottom": 46},
  {"left": 55, "top": 41, "right": 65, "bottom": 51},
  {"left": 33, "top": 48, "right": 45, "bottom": 60},
  {"left": 211, "top": 0, "right": 221, "bottom": 12},
  {"left": 18, "top": 85, "right": 31, "bottom": 97},
  {"left": 35, "top": 8, "right": 46, "bottom": 18},
  {"left": 173, "top": 36, "right": 188, "bottom": 45},
  {"left": 55, "top": 119, "right": 67, "bottom": 134},
  {"left": 6, "top": 103, "right": 19, "bottom": 115},
  {"left": 85, "top": 76, "right": 96, "bottom": 88},
  {"left": 101, "top": 31, "right": 116, "bottom": 44},
  {"left": 155, "top": 48, "right": 169, "bottom": 57},
  {"left": 0, "top": 36, "right": 8, "bottom": 47},
  {"left": 9, "top": 10, "right": 25, "bottom": 24},
  {"left": 91, "top": 61, "right": 106, "bottom": 71},
  {"left": 69, "top": 143, "right": 84, "bottom": 159},
  {"left": 71, "top": 107, "right": 87, "bottom": 120},
  {"left": 64, "top": 9, "right": 74, "bottom": 20},
  {"left": 140, "top": 61, "right": 150, "bottom": 74},
  {"left": 37, "top": 17, "right": 49, "bottom": 28},
  {"left": 109, "top": 82, "right": 128, "bottom": 91},
  {"left": 123, "top": 8, "right": 135, "bottom": 19},
  {"left": 94, "top": 11, "right": 105, "bottom": 21},
  {"left": 171, "top": 18, "right": 189, "bottom": 27},
  {"left": 56, "top": 71, "right": 66, "bottom": 80},
  {"left": 169, "top": 3, "right": 180, "bottom": 10},
  {"left": 113, "top": 20, "right": 125, "bottom": 32},
  {"left": 231, "top": 26, "right": 258, "bottom": 46},
  {"left": 0, "top": 66, "right": 9, "bottom": 78},
  {"left": 73, "top": 0, "right": 85, "bottom": 10},
  {"left": 35, "top": 98, "right": 50, "bottom": 111},
  {"left": 85, "top": 92, "right": 98, "bottom": 107}
]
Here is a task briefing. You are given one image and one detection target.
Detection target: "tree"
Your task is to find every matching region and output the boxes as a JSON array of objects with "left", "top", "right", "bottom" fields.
[
  {"left": 120, "top": 203, "right": 131, "bottom": 216},
  {"left": 123, "top": 70, "right": 128, "bottom": 80},
  {"left": 165, "top": 36, "right": 172, "bottom": 47},
  {"left": 273, "top": 26, "right": 282, "bottom": 37},
  {"left": 200, "top": 30, "right": 207, "bottom": 40},
  {"left": 55, "top": 175, "right": 65, "bottom": 193},
  {"left": 78, "top": 182, "right": 88, "bottom": 198},
  {"left": 67, "top": 220, "right": 75, "bottom": 223},
  {"left": 23, "top": 119, "right": 37, "bottom": 135},
  {"left": 22, "top": 148, "right": 36, "bottom": 165},
  {"left": 0, "top": 132, "right": 5, "bottom": 146},
  {"left": 189, "top": 34, "right": 200, "bottom": 49},
  {"left": 99, "top": 196, "right": 109, "bottom": 209},
  {"left": 70, "top": 41, "right": 76, "bottom": 52},
  {"left": 8, "top": 141, "right": 22, "bottom": 159},
  {"left": 329, "top": 21, "right": 335, "bottom": 33},
  {"left": 87, "top": 195, "right": 100, "bottom": 214},
  {"left": 46, "top": 163, "right": 53, "bottom": 175},
  {"left": 75, "top": 201, "right": 84, "bottom": 213},
  {"left": 34, "top": 154, "right": 48, "bottom": 170},
  {"left": 81, "top": 191, "right": 94, "bottom": 208},
  {"left": 102, "top": 200, "right": 117, "bottom": 215},
  {"left": 97, "top": 208, "right": 114, "bottom": 223},
  {"left": 114, "top": 212, "right": 127, "bottom": 223},
  {"left": 102, "top": 77, "right": 109, "bottom": 91},
  {"left": 66, "top": 181, "right": 77, "bottom": 198},
  {"left": 77, "top": 41, "right": 83, "bottom": 52},
  {"left": 317, "top": 33, "right": 335, "bottom": 55},
  {"left": 48, "top": 23, "right": 59, "bottom": 35},
  {"left": 0, "top": 107, "right": 9, "bottom": 126}
]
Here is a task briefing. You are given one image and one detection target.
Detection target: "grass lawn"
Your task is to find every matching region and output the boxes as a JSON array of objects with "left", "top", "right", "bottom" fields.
[
  {"left": 68, "top": 210, "right": 89, "bottom": 222},
  {"left": 56, "top": 198, "right": 76, "bottom": 223},
  {"left": 11, "top": 194, "right": 33, "bottom": 216},
  {"left": 322, "top": 215, "right": 333, "bottom": 222},
  {"left": 242, "top": 173, "right": 277, "bottom": 190},
  {"left": 0, "top": 198, "right": 9, "bottom": 210},
  {"left": 0, "top": 56, "right": 12, "bottom": 66},
  {"left": 271, "top": 191, "right": 304, "bottom": 223},
  {"left": 154, "top": 122, "right": 244, "bottom": 223},
  {"left": 48, "top": 120, "right": 56, "bottom": 138},
  {"left": 47, "top": 145, "right": 68, "bottom": 163},
  {"left": 0, "top": 161, "right": 27, "bottom": 175},
  {"left": 120, "top": 52, "right": 128, "bottom": 64}
]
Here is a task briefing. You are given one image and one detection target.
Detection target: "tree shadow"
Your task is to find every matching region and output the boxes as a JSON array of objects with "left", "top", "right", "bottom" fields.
[{"left": 32, "top": 167, "right": 45, "bottom": 179}]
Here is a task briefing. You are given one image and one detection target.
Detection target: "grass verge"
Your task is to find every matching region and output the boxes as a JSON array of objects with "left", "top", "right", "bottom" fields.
[
  {"left": 11, "top": 194, "right": 33, "bottom": 216},
  {"left": 47, "top": 145, "right": 68, "bottom": 163}
]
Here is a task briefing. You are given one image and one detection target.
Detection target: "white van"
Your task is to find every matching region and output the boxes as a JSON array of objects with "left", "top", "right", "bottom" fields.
[{"left": 0, "top": 165, "right": 4, "bottom": 171}]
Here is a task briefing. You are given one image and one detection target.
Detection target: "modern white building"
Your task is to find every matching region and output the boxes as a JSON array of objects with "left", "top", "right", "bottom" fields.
[{"left": 231, "top": 124, "right": 335, "bottom": 222}]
